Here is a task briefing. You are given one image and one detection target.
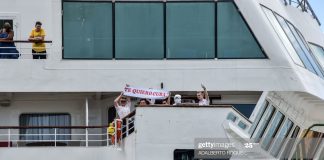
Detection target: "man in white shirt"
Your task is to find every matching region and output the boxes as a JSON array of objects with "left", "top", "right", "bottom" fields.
[
  {"left": 114, "top": 92, "right": 131, "bottom": 119},
  {"left": 197, "top": 84, "right": 210, "bottom": 106}
]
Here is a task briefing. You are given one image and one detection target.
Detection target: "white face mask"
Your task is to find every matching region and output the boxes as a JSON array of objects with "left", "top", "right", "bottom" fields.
[{"left": 174, "top": 95, "right": 181, "bottom": 104}]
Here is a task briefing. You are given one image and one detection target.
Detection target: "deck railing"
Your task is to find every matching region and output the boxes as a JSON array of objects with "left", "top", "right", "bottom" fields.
[
  {"left": 283, "top": 0, "right": 321, "bottom": 25},
  {"left": 0, "top": 40, "right": 52, "bottom": 59},
  {"left": 0, "top": 111, "right": 135, "bottom": 148}
]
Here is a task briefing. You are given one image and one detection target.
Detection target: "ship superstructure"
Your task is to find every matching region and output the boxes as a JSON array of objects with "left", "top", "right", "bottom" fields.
[{"left": 0, "top": 0, "right": 323, "bottom": 159}]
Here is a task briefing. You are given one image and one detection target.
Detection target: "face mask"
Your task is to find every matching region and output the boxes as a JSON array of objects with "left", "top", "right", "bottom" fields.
[{"left": 174, "top": 94, "right": 181, "bottom": 104}]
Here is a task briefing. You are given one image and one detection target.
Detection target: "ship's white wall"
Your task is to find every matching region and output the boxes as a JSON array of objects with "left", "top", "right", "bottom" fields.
[
  {"left": 0, "top": 0, "right": 322, "bottom": 106},
  {"left": 0, "top": 133, "right": 136, "bottom": 160},
  {"left": 134, "top": 107, "right": 232, "bottom": 160}
]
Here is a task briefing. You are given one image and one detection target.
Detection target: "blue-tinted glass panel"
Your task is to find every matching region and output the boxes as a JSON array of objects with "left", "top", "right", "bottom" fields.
[
  {"left": 217, "top": 2, "right": 265, "bottom": 58},
  {"left": 248, "top": 101, "right": 268, "bottom": 135},
  {"left": 275, "top": 15, "right": 319, "bottom": 75},
  {"left": 252, "top": 105, "right": 275, "bottom": 142},
  {"left": 262, "top": 7, "right": 305, "bottom": 67},
  {"left": 115, "top": 3, "right": 164, "bottom": 59},
  {"left": 286, "top": 22, "right": 324, "bottom": 78},
  {"left": 309, "top": 44, "right": 324, "bottom": 68},
  {"left": 166, "top": 3, "right": 215, "bottom": 59},
  {"left": 227, "top": 112, "right": 237, "bottom": 122},
  {"left": 232, "top": 104, "right": 255, "bottom": 118},
  {"left": 238, "top": 121, "right": 247, "bottom": 130},
  {"left": 270, "top": 119, "right": 293, "bottom": 157},
  {"left": 63, "top": 2, "right": 113, "bottom": 59},
  {"left": 261, "top": 111, "right": 284, "bottom": 151}
]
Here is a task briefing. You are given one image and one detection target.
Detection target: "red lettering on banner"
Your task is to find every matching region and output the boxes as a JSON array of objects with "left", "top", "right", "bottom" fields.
[{"left": 132, "top": 89, "right": 136, "bottom": 94}]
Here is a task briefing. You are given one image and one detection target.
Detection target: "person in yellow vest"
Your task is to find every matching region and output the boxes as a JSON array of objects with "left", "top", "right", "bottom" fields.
[{"left": 28, "top": 21, "right": 46, "bottom": 59}]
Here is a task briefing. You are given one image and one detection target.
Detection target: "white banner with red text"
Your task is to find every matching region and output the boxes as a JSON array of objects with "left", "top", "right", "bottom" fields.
[{"left": 123, "top": 87, "right": 169, "bottom": 99}]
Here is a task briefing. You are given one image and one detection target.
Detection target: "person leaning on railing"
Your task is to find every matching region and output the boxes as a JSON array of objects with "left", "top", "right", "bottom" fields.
[
  {"left": 0, "top": 22, "right": 19, "bottom": 59},
  {"left": 28, "top": 21, "right": 46, "bottom": 59}
]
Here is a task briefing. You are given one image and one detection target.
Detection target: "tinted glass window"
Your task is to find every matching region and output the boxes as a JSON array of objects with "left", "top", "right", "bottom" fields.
[
  {"left": 115, "top": 3, "right": 164, "bottom": 59},
  {"left": 166, "top": 3, "right": 215, "bottom": 59},
  {"left": 252, "top": 105, "right": 275, "bottom": 142},
  {"left": 63, "top": 2, "right": 113, "bottom": 59},
  {"left": 269, "top": 118, "right": 293, "bottom": 157},
  {"left": 217, "top": 2, "right": 265, "bottom": 58},
  {"left": 262, "top": 7, "right": 304, "bottom": 66}
]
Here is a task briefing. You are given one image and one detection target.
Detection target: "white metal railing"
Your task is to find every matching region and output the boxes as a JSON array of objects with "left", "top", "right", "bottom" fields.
[
  {"left": 0, "top": 113, "right": 135, "bottom": 148},
  {"left": 0, "top": 41, "right": 52, "bottom": 59}
]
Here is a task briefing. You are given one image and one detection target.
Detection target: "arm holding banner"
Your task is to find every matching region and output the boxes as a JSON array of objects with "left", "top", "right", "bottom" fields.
[
  {"left": 167, "top": 92, "right": 171, "bottom": 105},
  {"left": 114, "top": 92, "right": 123, "bottom": 107}
]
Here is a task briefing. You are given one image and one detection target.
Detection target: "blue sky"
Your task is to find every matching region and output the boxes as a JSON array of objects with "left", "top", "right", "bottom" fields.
[{"left": 308, "top": 0, "right": 324, "bottom": 31}]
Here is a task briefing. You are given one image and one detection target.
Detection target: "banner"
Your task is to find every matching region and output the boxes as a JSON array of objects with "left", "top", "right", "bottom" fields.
[{"left": 123, "top": 86, "right": 169, "bottom": 99}]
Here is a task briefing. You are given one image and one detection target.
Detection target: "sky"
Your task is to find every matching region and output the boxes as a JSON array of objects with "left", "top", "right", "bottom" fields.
[{"left": 308, "top": 0, "right": 324, "bottom": 31}]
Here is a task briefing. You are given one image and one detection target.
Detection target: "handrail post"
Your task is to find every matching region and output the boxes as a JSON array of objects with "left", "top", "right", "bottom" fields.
[
  {"left": 8, "top": 129, "right": 11, "bottom": 148},
  {"left": 54, "top": 128, "right": 57, "bottom": 147},
  {"left": 114, "top": 120, "right": 117, "bottom": 147},
  {"left": 126, "top": 118, "right": 129, "bottom": 137},
  {"left": 86, "top": 128, "right": 88, "bottom": 147},
  {"left": 107, "top": 130, "right": 109, "bottom": 147}
]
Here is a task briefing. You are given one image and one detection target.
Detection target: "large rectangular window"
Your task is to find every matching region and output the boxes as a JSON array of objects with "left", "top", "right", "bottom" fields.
[
  {"left": 115, "top": 3, "right": 164, "bottom": 59},
  {"left": 20, "top": 114, "right": 71, "bottom": 143},
  {"left": 62, "top": 1, "right": 268, "bottom": 60},
  {"left": 217, "top": 2, "right": 265, "bottom": 59},
  {"left": 63, "top": 2, "right": 113, "bottom": 59},
  {"left": 166, "top": 2, "right": 215, "bottom": 59}
]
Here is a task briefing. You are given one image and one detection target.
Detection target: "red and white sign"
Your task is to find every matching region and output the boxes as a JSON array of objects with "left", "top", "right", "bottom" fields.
[{"left": 123, "top": 86, "right": 169, "bottom": 99}]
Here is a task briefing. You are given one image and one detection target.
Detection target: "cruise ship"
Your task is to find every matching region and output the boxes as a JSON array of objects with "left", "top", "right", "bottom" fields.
[{"left": 0, "top": 0, "right": 323, "bottom": 159}]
